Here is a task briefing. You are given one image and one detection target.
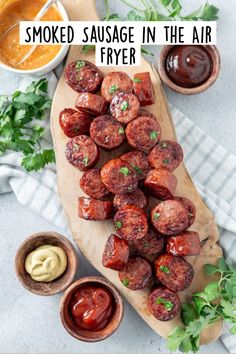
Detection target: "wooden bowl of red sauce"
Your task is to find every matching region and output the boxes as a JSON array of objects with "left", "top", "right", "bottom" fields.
[
  {"left": 60, "top": 276, "right": 124, "bottom": 342},
  {"left": 158, "top": 45, "right": 221, "bottom": 95}
]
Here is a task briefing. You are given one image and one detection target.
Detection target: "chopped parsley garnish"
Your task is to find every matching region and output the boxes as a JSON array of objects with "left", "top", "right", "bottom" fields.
[
  {"left": 115, "top": 221, "right": 122, "bottom": 229},
  {"left": 120, "top": 166, "right": 130, "bottom": 176},
  {"left": 76, "top": 60, "right": 86, "bottom": 70},
  {"left": 156, "top": 297, "right": 173, "bottom": 311},
  {"left": 109, "top": 85, "right": 119, "bottom": 94},
  {"left": 188, "top": 212, "right": 194, "bottom": 218},
  {"left": 118, "top": 127, "right": 125, "bottom": 135},
  {"left": 73, "top": 143, "right": 80, "bottom": 151},
  {"left": 150, "top": 131, "right": 159, "bottom": 140},
  {"left": 160, "top": 265, "right": 170, "bottom": 273},
  {"left": 153, "top": 212, "right": 160, "bottom": 220},
  {"left": 83, "top": 156, "right": 89, "bottom": 166},
  {"left": 161, "top": 142, "right": 168, "bottom": 148},
  {"left": 133, "top": 165, "right": 143, "bottom": 175},
  {"left": 122, "top": 278, "right": 130, "bottom": 287},
  {"left": 133, "top": 77, "right": 142, "bottom": 83},
  {"left": 163, "top": 158, "right": 170, "bottom": 165},
  {"left": 121, "top": 101, "right": 129, "bottom": 111}
]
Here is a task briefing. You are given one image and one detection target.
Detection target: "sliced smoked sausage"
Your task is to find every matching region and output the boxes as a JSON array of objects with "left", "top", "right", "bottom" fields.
[
  {"left": 114, "top": 205, "right": 148, "bottom": 241},
  {"left": 144, "top": 169, "right": 177, "bottom": 200},
  {"left": 133, "top": 228, "right": 164, "bottom": 257},
  {"left": 175, "top": 196, "right": 196, "bottom": 228},
  {"left": 154, "top": 254, "right": 194, "bottom": 292},
  {"left": 59, "top": 108, "right": 92, "bottom": 138},
  {"left": 148, "top": 140, "right": 184, "bottom": 172},
  {"left": 102, "top": 234, "right": 129, "bottom": 270},
  {"left": 101, "top": 71, "right": 133, "bottom": 102},
  {"left": 75, "top": 93, "right": 108, "bottom": 116},
  {"left": 147, "top": 287, "right": 180, "bottom": 321},
  {"left": 78, "top": 197, "right": 112, "bottom": 221},
  {"left": 65, "top": 60, "right": 103, "bottom": 93},
  {"left": 110, "top": 92, "right": 140, "bottom": 124},
  {"left": 151, "top": 200, "right": 189, "bottom": 235},
  {"left": 126, "top": 116, "right": 161, "bottom": 154},
  {"left": 119, "top": 256, "right": 152, "bottom": 290},
  {"left": 65, "top": 135, "right": 99, "bottom": 171},
  {"left": 90, "top": 115, "right": 125, "bottom": 151},
  {"left": 166, "top": 231, "right": 201, "bottom": 257},
  {"left": 120, "top": 150, "right": 149, "bottom": 181},
  {"left": 101, "top": 159, "right": 138, "bottom": 195},
  {"left": 80, "top": 169, "right": 109, "bottom": 199},
  {"left": 133, "top": 72, "right": 155, "bottom": 106},
  {"left": 113, "top": 188, "right": 148, "bottom": 210}
]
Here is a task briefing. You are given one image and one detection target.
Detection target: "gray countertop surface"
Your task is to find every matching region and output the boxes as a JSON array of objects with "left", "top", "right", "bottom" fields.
[{"left": 0, "top": 0, "right": 235, "bottom": 353}]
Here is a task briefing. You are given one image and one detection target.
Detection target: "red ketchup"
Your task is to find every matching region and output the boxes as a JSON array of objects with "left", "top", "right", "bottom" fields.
[
  {"left": 165, "top": 45, "right": 213, "bottom": 88},
  {"left": 69, "top": 286, "right": 114, "bottom": 331}
]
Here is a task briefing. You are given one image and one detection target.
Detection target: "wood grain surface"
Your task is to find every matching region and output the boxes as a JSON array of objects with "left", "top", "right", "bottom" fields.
[{"left": 51, "top": 0, "right": 223, "bottom": 343}]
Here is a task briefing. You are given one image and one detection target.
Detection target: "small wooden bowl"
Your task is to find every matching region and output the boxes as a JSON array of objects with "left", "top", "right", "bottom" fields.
[
  {"left": 158, "top": 45, "right": 221, "bottom": 95},
  {"left": 15, "top": 231, "right": 78, "bottom": 296},
  {"left": 60, "top": 276, "right": 124, "bottom": 342}
]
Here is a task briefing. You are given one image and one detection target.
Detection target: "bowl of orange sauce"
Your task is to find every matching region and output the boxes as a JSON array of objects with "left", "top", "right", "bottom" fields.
[{"left": 0, "top": 0, "right": 69, "bottom": 75}]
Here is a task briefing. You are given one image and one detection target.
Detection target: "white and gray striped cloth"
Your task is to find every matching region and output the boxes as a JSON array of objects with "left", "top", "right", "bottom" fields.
[{"left": 1, "top": 73, "right": 236, "bottom": 352}]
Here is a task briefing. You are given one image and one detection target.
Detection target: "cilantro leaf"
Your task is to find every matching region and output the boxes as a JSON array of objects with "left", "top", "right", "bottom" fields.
[{"left": 82, "top": 45, "right": 95, "bottom": 54}]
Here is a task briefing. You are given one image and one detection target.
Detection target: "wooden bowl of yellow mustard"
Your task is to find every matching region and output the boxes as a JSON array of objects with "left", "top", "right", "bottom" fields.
[{"left": 15, "top": 231, "right": 78, "bottom": 296}]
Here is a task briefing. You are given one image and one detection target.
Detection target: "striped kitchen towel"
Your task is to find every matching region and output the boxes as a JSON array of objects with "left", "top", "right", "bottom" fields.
[{"left": 0, "top": 72, "right": 236, "bottom": 352}]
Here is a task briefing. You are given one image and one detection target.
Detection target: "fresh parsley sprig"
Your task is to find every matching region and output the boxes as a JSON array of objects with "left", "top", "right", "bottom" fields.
[
  {"left": 167, "top": 258, "right": 236, "bottom": 353},
  {"left": 0, "top": 79, "right": 55, "bottom": 172}
]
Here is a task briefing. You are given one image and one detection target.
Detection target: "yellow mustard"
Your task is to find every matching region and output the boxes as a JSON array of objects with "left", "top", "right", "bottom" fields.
[{"left": 25, "top": 245, "right": 67, "bottom": 282}]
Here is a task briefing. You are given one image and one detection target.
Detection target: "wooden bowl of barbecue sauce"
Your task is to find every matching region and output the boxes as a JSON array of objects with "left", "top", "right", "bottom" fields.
[{"left": 158, "top": 45, "right": 221, "bottom": 95}]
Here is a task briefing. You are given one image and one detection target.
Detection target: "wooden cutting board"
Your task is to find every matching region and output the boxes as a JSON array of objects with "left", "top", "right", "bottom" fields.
[{"left": 51, "top": 0, "right": 223, "bottom": 344}]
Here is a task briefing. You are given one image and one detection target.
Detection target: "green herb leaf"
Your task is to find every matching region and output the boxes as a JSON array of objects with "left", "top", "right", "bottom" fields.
[
  {"left": 181, "top": 303, "right": 198, "bottom": 325},
  {"left": 115, "top": 221, "right": 122, "bottom": 229},
  {"left": 133, "top": 77, "right": 142, "bottom": 83},
  {"left": 160, "top": 142, "right": 168, "bottom": 148},
  {"left": 76, "top": 60, "right": 86, "bottom": 70},
  {"left": 150, "top": 131, "right": 159, "bottom": 140},
  {"left": 163, "top": 158, "right": 170, "bottom": 165},
  {"left": 160, "top": 265, "right": 169, "bottom": 273},
  {"left": 156, "top": 297, "right": 173, "bottom": 311},
  {"left": 83, "top": 156, "right": 89, "bottom": 166},
  {"left": 82, "top": 45, "right": 95, "bottom": 54},
  {"left": 122, "top": 278, "right": 130, "bottom": 287},
  {"left": 118, "top": 127, "right": 125, "bottom": 135},
  {"left": 133, "top": 165, "right": 143, "bottom": 175},
  {"left": 120, "top": 166, "right": 130, "bottom": 176},
  {"left": 109, "top": 85, "right": 119, "bottom": 94},
  {"left": 141, "top": 47, "right": 154, "bottom": 57},
  {"left": 121, "top": 101, "right": 129, "bottom": 111},
  {"left": 153, "top": 212, "right": 160, "bottom": 220}
]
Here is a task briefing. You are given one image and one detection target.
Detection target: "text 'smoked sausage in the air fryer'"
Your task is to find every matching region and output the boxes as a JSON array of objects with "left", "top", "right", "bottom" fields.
[
  {"left": 75, "top": 93, "right": 108, "bottom": 116},
  {"left": 110, "top": 92, "right": 140, "bottom": 124},
  {"left": 113, "top": 188, "right": 148, "bottom": 210},
  {"left": 144, "top": 169, "right": 177, "bottom": 200},
  {"left": 80, "top": 169, "right": 109, "bottom": 199},
  {"left": 133, "top": 228, "right": 164, "bottom": 257},
  {"left": 166, "top": 231, "right": 201, "bottom": 257},
  {"left": 65, "top": 135, "right": 99, "bottom": 171},
  {"left": 151, "top": 200, "right": 189, "bottom": 235},
  {"left": 65, "top": 60, "right": 103, "bottom": 93},
  {"left": 126, "top": 116, "right": 161, "bottom": 154},
  {"left": 78, "top": 197, "right": 112, "bottom": 221},
  {"left": 114, "top": 205, "right": 148, "bottom": 241},
  {"left": 102, "top": 234, "right": 129, "bottom": 271},
  {"left": 101, "top": 71, "right": 133, "bottom": 102},
  {"left": 154, "top": 254, "right": 194, "bottom": 292},
  {"left": 148, "top": 140, "right": 184, "bottom": 172},
  {"left": 59, "top": 108, "right": 92, "bottom": 138},
  {"left": 175, "top": 196, "right": 196, "bottom": 228},
  {"left": 148, "top": 287, "right": 180, "bottom": 321},
  {"left": 90, "top": 115, "right": 125, "bottom": 151},
  {"left": 133, "top": 72, "right": 155, "bottom": 106},
  {"left": 120, "top": 150, "right": 149, "bottom": 181},
  {"left": 119, "top": 256, "right": 152, "bottom": 290},
  {"left": 101, "top": 159, "right": 138, "bottom": 195}
]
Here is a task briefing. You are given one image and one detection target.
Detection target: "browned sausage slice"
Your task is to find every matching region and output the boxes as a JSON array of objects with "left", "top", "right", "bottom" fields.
[
  {"left": 133, "top": 72, "right": 155, "bottom": 106},
  {"left": 113, "top": 188, "right": 148, "bottom": 210},
  {"left": 101, "top": 159, "right": 138, "bottom": 195},
  {"left": 119, "top": 256, "right": 152, "bottom": 290},
  {"left": 147, "top": 287, "right": 180, "bottom": 321},
  {"left": 126, "top": 116, "right": 161, "bottom": 154},
  {"left": 101, "top": 72, "right": 133, "bottom": 102},
  {"left": 114, "top": 205, "right": 148, "bottom": 241},
  {"left": 102, "top": 234, "right": 129, "bottom": 270},
  {"left": 65, "top": 60, "right": 103, "bottom": 93},
  {"left": 65, "top": 135, "right": 99, "bottom": 171},
  {"left": 144, "top": 169, "right": 177, "bottom": 200},
  {"left": 154, "top": 254, "right": 194, "bottom": 292},
  {"left": 75, "top": 93, "right": 108, "bottom": 116},
  {"left": 148, "top": 140, "right": 184, "bottom": 172},
  {"left": 80, "top": 169, "right": 109, "bottom": 199},
  {"left": 175, "top": 196, "right": 196, "bottom": 228},
  {"left": 166, "top": 231, "right": 201, "bottom": 256},
  {"left": 133, "top": 228, "right": 164, "bottom": 256},
  {"left": 78, "top": 197, "right": 112, "bottom": 221},
  {"left": 59, "top": 108, "right": 92, "bottom": 138},
  {"left": 151, "top": 200, "right": 189, "bottom": 235},
  {"left": 90, "top": 115, "right": 125, "bottom": 151},
  {"left": 110, "top": 92, "right": 140, "bottom": 124},
  {"left": 120, "top": 150, "right": 149, "bottom": 181}
]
